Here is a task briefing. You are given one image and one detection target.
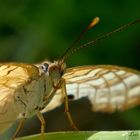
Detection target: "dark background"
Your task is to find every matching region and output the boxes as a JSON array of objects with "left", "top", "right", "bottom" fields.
[{"left": 1, "top": 0, "right": 140, "bottom": 139}]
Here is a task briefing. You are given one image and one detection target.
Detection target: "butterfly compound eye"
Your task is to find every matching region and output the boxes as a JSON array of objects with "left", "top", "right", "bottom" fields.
[{"left": 41, "top": 62, "right": 49, "bottom": 73}]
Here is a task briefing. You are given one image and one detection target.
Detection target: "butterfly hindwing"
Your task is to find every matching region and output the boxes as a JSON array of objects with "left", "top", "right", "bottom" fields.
[{"left": 64, "top": 65, "right": 140, "bottom": 112}]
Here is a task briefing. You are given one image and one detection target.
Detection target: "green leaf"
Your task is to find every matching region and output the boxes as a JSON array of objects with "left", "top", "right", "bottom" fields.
[
  {"left": 16, "top": 131, "right": 140, "bottom": 140},
  {"left": 16, "top": 131, "right": 94, "bottom": 140}
]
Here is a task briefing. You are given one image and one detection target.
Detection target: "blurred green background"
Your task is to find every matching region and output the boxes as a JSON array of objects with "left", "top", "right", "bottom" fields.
[{"left": 0, "top": 0, "right": 140, "bottom": 139}]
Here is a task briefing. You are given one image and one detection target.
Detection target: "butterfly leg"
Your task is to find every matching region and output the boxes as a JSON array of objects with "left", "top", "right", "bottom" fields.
[
  {"left": 36, "top": 111, "right": 45, "bottom": 137},
  {"left": 61, "top": 78, "right": 79, "bottom": 131},
  {"left": 11, "top": 118, "right": 25, "bottom": 140}
]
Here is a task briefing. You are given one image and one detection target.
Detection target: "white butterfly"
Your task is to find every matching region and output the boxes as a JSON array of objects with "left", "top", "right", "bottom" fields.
[{"left": 0, "top": 17, "right": 140, "bottom": 139}]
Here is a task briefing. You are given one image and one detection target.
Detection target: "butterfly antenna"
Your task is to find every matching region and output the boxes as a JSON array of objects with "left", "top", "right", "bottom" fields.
[
  {"left": 59, "top": 17, "right": 100, "bottom": 63},
  {"left": 66, "top": 18, "right": 140, "bottom": 59}
]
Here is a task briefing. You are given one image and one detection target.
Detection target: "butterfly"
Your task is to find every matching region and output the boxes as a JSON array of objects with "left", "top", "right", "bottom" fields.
[{"left": 0, "top": 17, "right": 140, "bottom": 140}]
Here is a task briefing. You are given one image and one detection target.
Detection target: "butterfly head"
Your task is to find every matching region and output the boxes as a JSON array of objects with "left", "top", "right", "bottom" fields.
[{"left": 39, "top": 60, "right": 66, "bottom": 86}]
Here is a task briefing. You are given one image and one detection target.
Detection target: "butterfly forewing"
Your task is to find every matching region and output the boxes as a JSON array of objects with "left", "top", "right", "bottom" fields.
[
  {"left": 0, "top": 63, "right": 41, "bottom": 133},
  {"left": 63, "top": 65, "right": 140, "bottom": 113}
]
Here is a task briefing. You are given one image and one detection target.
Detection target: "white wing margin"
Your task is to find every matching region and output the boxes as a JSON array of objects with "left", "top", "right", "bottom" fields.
[{"left": 64, "top": 65, "right": 140, "bottom": 113}]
